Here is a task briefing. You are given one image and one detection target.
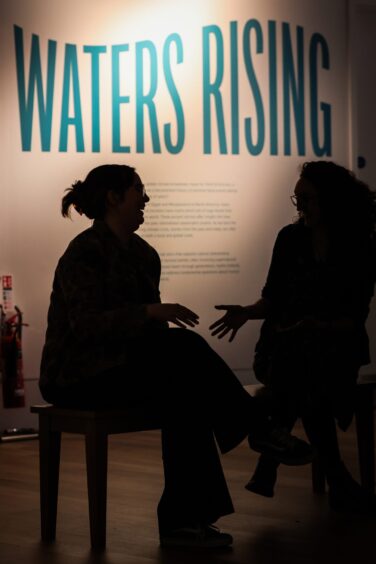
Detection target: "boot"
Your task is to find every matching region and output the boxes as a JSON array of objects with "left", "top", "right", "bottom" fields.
[{"left": 245, "top": 455, "right": 278, "bottom": 498}]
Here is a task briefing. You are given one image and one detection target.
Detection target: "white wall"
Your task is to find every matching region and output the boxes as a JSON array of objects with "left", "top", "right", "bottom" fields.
[
  {"left": 349, "top": 0, "right": 376, "bottom": 377},
  {"left": 0, "top": 0, "right": 367, "bottom": 428}
]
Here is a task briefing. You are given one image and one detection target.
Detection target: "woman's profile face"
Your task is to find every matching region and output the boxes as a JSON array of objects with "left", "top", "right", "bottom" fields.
[
  {"left": 293, "top": 178, "right": 322, "bottom": 228},
  {"left": 109, "top": 172, "right": 150, "bottom": 233}
]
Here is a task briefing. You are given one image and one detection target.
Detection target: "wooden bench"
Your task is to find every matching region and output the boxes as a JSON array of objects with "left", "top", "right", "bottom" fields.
[
  {"left": 30, "top": 404, "right": 160, "bottom": 551},
  {"left": 31, "top": 378, "right": 375, "bottom": 550},
  {"left": 248, "top": 377, "right": 376, "bottom": 495}
]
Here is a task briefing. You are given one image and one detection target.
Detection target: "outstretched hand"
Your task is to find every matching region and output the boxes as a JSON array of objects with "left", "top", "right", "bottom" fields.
[
  {"left": 147, "top": 303, "right": 199, "bottom": 328},
  {"left": 209, "top": 305, "right": 249, "bottom": 342}
]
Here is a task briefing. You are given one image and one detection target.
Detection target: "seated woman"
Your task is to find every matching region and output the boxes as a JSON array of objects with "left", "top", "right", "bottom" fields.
[
  {"left": 39, "top": 164, "right": 314, "bottom": 550},
  {"left": 210, "top": 160, "right": 376, "bottom": 513}
]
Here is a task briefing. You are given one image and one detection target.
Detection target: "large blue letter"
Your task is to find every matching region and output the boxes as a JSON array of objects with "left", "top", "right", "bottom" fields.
[
  {"left": 59, "top": 44, "right": 84, "bottom": 152},
  {"left": 310, "top": 33, "right": 331, "bottom": 156},
  {"left": 112, "top": 44, "right": 130, "bottom": 153},
  {"left": 84, "top": 45, "right": 107, "bottom": 152},
  {"left": 14, "top": 25, "right": 56, "bottom": 151},
  {"left": 163, "top": 33, "right": 185, "bottom": 154},
  {"left": 230, "top": 21, "right": 239, "bottom": 154},
  {"left": 202, "top": 25, "right": 227, "bottom": 154},
  {"left": 243, "top": 19, "right": 265, "bottom": 155},
  {"left": 282, "top": 24, "right": 305, "bottom": 155},
  {"left": 136, "top": 40, "right": 161, "bottom": 153},
  {"left": 268, "top": 21, "right": 278, "bottom": 155}
]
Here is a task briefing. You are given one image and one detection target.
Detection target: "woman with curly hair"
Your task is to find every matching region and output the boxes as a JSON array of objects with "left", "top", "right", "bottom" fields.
[{"left": 211, "top": 160, "right": 376, "bottom": 513}]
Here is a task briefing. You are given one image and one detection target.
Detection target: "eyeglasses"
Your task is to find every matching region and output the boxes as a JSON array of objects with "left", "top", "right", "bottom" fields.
[
  {"left": 290, "top": 194, "right": 317, "bottom": 207},
  {"left": 134, "top": 183, "right": 147, "bottom": 198}
]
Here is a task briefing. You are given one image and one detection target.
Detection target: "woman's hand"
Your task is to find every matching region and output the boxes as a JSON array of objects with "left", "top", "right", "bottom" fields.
[
  {"left": 209, "top": 305, "right": 249, "bottom": 342},
  {"left": 146, "top": 303, "right": 199, "bottom": 328}
]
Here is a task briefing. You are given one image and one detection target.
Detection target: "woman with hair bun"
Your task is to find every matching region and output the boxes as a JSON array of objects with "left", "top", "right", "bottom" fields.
[
  {"left": 40, "top": 163, "right": 314, "bottom": 549},
  {"left": 210, "top": 160, "right": 376, "bottom": 514}
]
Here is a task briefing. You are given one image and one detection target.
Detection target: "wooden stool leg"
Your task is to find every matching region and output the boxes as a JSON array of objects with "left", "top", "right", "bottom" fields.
[
  {"left": 311, "top": 455, "right": 326, "bottom": 494},
  {"left": 85, "top": 427, "right": 108, "bottom": 551},
  {"left": 355, "top": 385, "right": 375, "bottom": 494},
  {"left": 38, "top": 414, "right": 61, "bottom": 542}
]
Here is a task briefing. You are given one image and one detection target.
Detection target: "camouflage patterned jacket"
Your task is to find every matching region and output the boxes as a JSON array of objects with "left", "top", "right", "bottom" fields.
[{"left": 40, "top": 220, "right": 167, "bottom": 393}]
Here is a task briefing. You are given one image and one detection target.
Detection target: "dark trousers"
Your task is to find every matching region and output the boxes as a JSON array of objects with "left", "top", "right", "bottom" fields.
[
  {"left": 267, "top": 402, "right": 342, "bottom": 474},
  {"left": 45, "top": 328, "right": 264, "bottom": 534},
  {"left": 260, "top": 374, "right": 356, "bottom": 479}
]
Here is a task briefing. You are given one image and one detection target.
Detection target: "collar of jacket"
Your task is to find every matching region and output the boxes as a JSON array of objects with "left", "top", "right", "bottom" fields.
[{"left": 91, "top": 219, "right": 136, "bottom": 251}]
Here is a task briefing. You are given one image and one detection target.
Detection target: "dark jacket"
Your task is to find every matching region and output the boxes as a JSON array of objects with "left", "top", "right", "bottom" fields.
[
  {"left": 253, "top": 223, "right": 375, "bottom": 427},
  {"left": 40, "top": 220, "right": 167, "bottom": 394},
  {"left": 260, "top": 223, "right": 374, "bottom": 363}
]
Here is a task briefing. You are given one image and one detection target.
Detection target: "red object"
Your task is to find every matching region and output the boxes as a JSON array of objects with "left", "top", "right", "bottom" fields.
[{"left": 1, "top": 306, "right": 26, "bottom": 408}]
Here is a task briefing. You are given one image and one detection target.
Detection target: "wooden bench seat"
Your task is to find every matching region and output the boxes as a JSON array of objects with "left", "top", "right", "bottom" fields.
[
  {"left": 31, "top": 377, "right": 375, "bottom": 550},
  {"left": 247, "top": 378, "right": 376, "bottom": 495},
  {"left": 30, "top": 404, "right": 160, "bottom": 551}
]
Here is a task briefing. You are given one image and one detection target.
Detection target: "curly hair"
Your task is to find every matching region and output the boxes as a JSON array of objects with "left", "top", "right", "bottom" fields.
[
  {"left": 298, "top": 161, "right": 376, "bottom": 243},
  {"left": 61, "top": 164, "right": 136, "bottom": 220}
]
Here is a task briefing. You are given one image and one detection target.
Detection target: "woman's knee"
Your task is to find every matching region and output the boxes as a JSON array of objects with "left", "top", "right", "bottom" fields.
[{"left": 168, "top": 328, "right": 211, "bottom": 351}]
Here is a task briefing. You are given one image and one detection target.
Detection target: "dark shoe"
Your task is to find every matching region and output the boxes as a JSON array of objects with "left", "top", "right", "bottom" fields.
[
  {"left": 160, "top": 524, "right": 233, "bottom": 549},
  {"left": 248, "top": 425, "right": 316, "bottom": 466},
  {"left": 245, "top": 475, "right": 275, "bottom": 498},
  {"left": 245, "top": 456, "right": 278, "bottom": 497},
  {"left": 328, "top": 464, "right": 376, "bottom": 515}
]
